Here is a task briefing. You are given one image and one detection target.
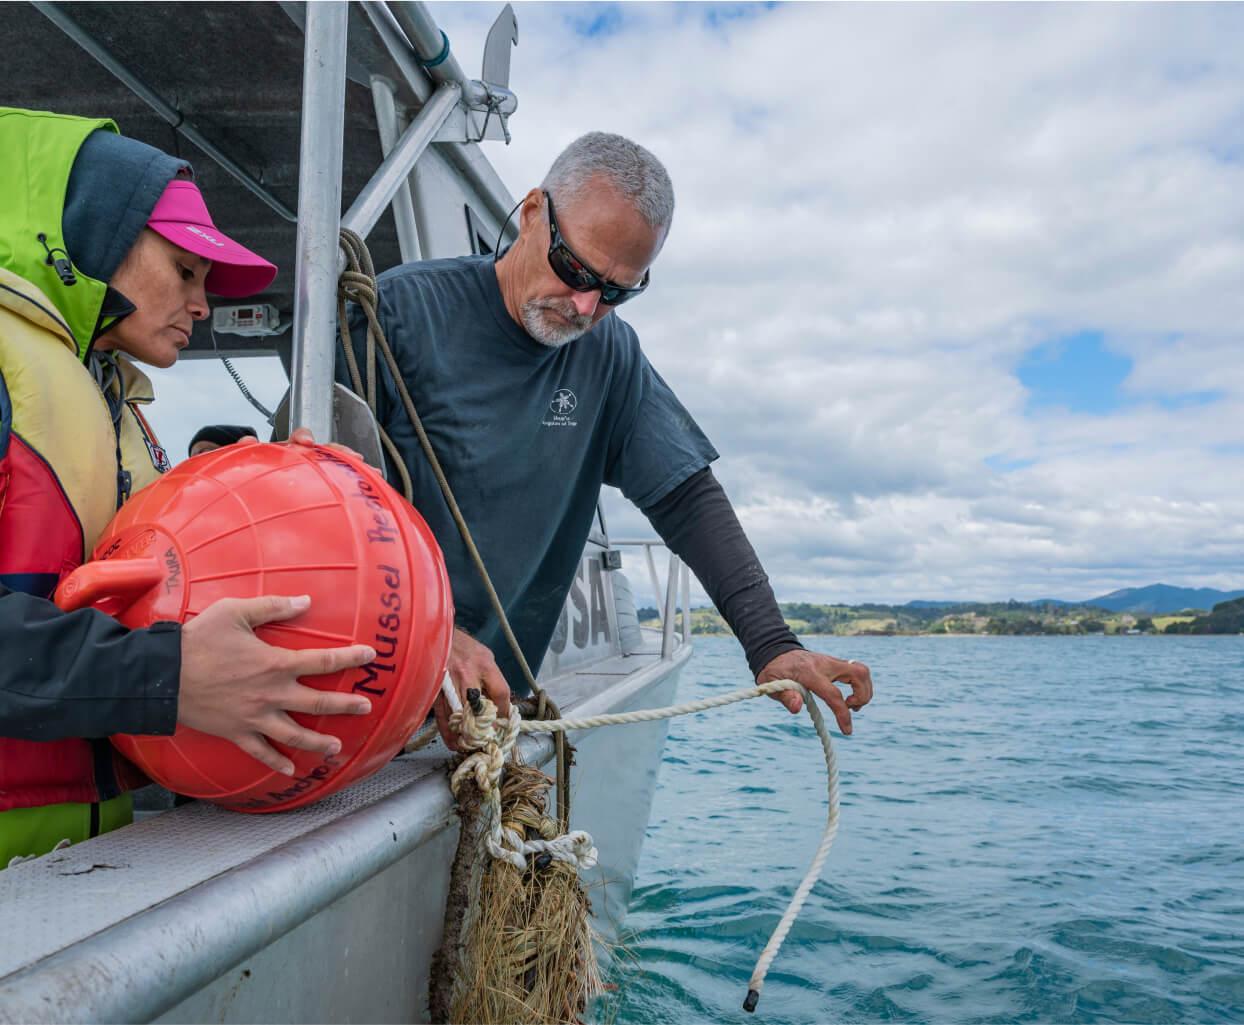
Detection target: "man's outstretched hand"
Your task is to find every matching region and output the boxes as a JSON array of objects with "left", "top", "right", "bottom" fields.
[
  {"left": 433, "top": 627, "right": 513, "bottom": 750},
  {"left": 756, "top": 649, "right": 873, "bottom": 735}
]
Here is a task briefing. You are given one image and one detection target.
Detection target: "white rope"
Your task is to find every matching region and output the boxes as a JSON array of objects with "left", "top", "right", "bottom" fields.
[
  {"left": 449, "top": 701, "right": 600, "bottom": 873},
  {"left": 451, "top": 677, "right": 840, "bottom": 1012},
  {"left": 741, "top": 685, "right": 839, "bottom": 1012},
  {"left": 518, "top": 678, "right": 808, "bottom": 731}
]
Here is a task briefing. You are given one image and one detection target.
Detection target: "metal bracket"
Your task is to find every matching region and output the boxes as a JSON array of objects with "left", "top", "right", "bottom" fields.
[
  {"left": 433, "top": 87, "right": 516, "bottom": 144},
  {"left": 331, "top": 384, "right": 388, "bottom": 473},
  {"left": 270, "top": 383, "right": 387, "bottom": 477},
  {"left": 601, "top": 550, "right": 623, "bottom": 571},
  {"left": 452, "top": 5, "right": 521, "bottom": 145}
]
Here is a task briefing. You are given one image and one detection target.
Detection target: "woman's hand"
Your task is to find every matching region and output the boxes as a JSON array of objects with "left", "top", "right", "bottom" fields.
[{"left": 178, "top": 594, "right": 376, "bottom": 774}]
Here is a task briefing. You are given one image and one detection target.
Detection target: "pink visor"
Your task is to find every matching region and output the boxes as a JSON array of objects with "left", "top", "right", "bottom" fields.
[{"left": 146, "top": 180, "right": 278, "bottom": 298}]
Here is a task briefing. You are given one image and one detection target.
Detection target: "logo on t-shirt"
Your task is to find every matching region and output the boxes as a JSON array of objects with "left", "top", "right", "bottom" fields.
[{"left": 542, "top": 388, "right": 579, "bottom": 428}]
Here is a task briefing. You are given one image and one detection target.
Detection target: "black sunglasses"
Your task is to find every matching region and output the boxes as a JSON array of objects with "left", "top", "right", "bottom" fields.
[{"left": 543, "top": 191, "right": 650, "bottom": 307}]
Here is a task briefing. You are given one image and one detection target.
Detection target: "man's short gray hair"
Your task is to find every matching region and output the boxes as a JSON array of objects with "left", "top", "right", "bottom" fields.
[{"left": 541, "top": 132, "right": 674, "bottom": 233}]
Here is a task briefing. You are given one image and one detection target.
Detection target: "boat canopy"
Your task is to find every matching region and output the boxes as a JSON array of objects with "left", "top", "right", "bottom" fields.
[{"left": 7, "top": 0, "right": 518, "bottom": 384}]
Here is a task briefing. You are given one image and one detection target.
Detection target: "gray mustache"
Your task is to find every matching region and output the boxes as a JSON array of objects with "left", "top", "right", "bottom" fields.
[{"left": 532, "top": 298, "right": 592, "bottom": 329}]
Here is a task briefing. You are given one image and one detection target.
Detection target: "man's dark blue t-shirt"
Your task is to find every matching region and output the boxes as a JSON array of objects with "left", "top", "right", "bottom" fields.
[{"left": 340, "top": 255, "right": 717, "bottom": 690}]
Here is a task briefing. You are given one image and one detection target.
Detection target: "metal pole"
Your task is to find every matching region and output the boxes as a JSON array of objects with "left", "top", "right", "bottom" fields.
[
  {"left": 357, "top": 2, "right": 517, "bottom": 233},
  {"left": 358, "top": 0, "right": 433, "bottom": 103},
  {"left": 368, "top": 76, "right": 422, "bottom": 263},
  {"left": 682, "top": 561, "right": 691, "bottom": 643},
  {"left": 661, "top": 554, "right": 680, "bottom": 660},
  {"left": 409, "top": 158, "right": 441, "bottom": 258},
  {"left": 644, "top": 544, "right": 663, "bottom": 617},
  {"left": 601, "top": 555, "right": 623, "bottom": 655},
  {"left": 289, "top": 0, "right": 348, "bottom": 440},
  {"left": 390, "top": 1, "right": 485, "bottom": 105},
  {"left": 340, "top": 82, "right": 460, "bottom": 249},
  {"left": 33, "top": 2, "right": 296, "bottom": 223}
]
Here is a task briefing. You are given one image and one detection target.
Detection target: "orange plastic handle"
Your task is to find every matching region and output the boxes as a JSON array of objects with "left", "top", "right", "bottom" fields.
[{"left": 55, "top": 558, "right": 166, "bottom": 615}]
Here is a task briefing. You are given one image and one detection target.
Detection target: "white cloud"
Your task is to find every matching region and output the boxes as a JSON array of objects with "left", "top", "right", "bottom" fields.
[
  {"left": 143, "top": 358, "right": 287, "bottom": 466},
  {"left": 150, "top": 3, "right": 1244, "bottom": 606}
]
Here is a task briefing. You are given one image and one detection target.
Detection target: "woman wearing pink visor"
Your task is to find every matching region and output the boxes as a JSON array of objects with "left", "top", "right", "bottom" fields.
[
  {"left": 91, "top": 177, "right": 278, "bottom": 369},
  {"left": 0, "top": 109, "right": 375, "bottom": 867}
]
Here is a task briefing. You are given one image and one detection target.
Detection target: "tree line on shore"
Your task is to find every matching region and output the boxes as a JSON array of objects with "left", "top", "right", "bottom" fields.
[{"left": 637, "top": 597, "right": 1244, "bottom": 636}]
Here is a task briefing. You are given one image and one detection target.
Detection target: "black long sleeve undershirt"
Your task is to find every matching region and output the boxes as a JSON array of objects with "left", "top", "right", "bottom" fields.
[
  {"left": 642, "top": 468, "right": 802, "bottom": 677},
  {"left": 0, "top": 584, "right": 181, "bottom": 741}
]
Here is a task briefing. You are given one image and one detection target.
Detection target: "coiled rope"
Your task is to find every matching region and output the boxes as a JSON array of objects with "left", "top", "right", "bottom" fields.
[
  {"left": 451, "top": 699, "right": 599, "bottom": 874},
  {"left": 451, "top": 678, "right": 841, "bottom": 1013}
]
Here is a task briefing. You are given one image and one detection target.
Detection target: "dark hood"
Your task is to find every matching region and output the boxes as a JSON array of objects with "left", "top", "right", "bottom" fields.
[{"left": 62, "top": 127, "right": 189, "bottom": 347}]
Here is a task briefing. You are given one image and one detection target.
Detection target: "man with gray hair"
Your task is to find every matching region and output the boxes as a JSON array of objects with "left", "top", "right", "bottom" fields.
[{"left": 338, "top": 131, "right": 873, "bottom": 738}]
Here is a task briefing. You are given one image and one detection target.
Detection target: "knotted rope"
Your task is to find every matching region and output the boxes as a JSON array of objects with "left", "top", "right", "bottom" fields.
[
  {"left": 449, "top": 677, "right": 840, "bottom": 1013},
  {"left": 451, "top": 698, "right": 599, "bottom": 873}
]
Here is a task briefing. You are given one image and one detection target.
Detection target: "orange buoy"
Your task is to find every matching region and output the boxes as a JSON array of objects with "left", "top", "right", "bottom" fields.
[{"left": 54, "top": 439, "right": 453, "bottom": 813}]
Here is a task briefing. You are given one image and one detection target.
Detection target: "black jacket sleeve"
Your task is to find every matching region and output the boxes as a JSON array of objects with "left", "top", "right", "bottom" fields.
[
  {"left": 642, "top": 468, "right": 803, "bottom": 676},
  {"left": 0, "top": 584, "right": 181, "bottom": 741}
]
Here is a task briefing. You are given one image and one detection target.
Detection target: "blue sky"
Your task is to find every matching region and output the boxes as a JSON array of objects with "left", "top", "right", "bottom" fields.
[
  {"left": 146, "top": 2, "right": 1244, "bottom": 604},
  {"left": 566, "top": 2, "right": 778, "bottom": 37},
  {"left": 1018, "top": 332, "right": 1224, "bottom": 417},
  {"left": 567, "top": 4, "right": 623, "bottom": 38},
  {"left": 1018, "top": 332, "right": 1132, "bottom": 416}
]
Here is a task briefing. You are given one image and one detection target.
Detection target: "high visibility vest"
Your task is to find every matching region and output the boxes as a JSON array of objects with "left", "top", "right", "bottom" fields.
[
  {"left": 0, "top": 107, "right": 176, "bottom": 863},
  {"left": 0, "top": 268, "right": 170, "bottom": 858}
]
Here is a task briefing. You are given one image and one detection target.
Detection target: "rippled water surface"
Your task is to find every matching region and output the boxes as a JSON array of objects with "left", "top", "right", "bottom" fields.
[{"left": 600, "top": 636, "right": 1244, "bottom": 1024}]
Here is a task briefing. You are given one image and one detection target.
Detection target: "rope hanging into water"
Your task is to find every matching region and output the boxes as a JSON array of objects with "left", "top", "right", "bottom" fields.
[
  {"left": 453, "top": 678, "right": 841, "bottom": 1014},
  {"left": 337, "top": 229, "right": 573, "bottom": 831}
]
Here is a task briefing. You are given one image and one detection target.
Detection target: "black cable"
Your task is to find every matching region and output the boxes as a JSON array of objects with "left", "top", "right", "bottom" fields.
[
  {"left": 210, "top": 322, "right": 276, "bottom": 424},
  {"left": 220, "top": 356, "right": 275, "bottom": 424}
]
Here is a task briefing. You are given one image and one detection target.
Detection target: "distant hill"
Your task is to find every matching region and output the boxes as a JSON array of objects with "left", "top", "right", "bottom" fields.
[
  {"left": 1164, "top": 597, "right": 1244, "bottom": 634},
  {"left": 902, "top": 586, "right": 1243, "bottom": 615},
  {"left": 1085, "top": 584, "right": 1244, "bottom": 614}
]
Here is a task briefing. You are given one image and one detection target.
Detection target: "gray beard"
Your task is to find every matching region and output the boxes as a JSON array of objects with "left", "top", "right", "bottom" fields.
[{"left": 521, "top": 297, "right": 594, "bottom": 348}]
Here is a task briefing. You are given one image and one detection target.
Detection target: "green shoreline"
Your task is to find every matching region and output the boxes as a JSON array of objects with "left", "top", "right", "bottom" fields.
[{"left": 638, "top": 597, "right": 1244, "bottom": 637}]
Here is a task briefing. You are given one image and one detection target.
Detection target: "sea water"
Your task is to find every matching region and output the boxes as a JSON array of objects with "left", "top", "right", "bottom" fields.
[{"left": 603, "top": 635, "right": 1244, "bottom": 1024}]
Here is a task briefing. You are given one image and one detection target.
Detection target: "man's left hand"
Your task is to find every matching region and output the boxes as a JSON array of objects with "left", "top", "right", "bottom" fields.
[
  {"left": 756, "top": 649, "right": 873, "bottom": 735},
  {"left": 433, "top": 627, "right": 513, "bottom": 751}
]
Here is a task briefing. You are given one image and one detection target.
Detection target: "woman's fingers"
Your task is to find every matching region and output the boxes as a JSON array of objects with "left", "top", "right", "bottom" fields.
[{"left": 233, "top": 732, "right": 295, "bottom": 776}]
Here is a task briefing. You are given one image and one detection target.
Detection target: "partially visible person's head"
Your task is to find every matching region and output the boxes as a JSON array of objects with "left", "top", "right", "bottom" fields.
[
  {"left": 188, "top": 424, "right": 258, "bottom": 458},
  {"left": 499, "top": 132, "right": 674, "bottom": 347}
]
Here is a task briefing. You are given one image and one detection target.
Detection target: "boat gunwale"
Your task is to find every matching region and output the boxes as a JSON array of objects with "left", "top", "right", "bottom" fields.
[{"left": 0, "top": 643, "right": 692, "bottom": 1025}]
